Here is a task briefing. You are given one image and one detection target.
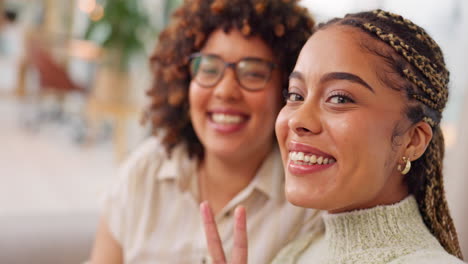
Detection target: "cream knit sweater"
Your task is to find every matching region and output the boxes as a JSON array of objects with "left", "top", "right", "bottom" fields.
[{"left": 272, "top": 196, "right": 465, "bottom": 264}]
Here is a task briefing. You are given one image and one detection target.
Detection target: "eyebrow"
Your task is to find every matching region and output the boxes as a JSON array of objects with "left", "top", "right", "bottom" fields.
[
  {"left": 289, "top": 71, "right": 305, "bottom": 82},
  {"left": 289, "top": 71, "right": 375, "bottom": 93},
  {"left": 320, "top": 72, "right": 375, "bottom": 93}
]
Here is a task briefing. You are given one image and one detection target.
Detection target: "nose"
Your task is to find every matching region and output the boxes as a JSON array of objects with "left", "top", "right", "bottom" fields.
[
  {"left": 288, "top": 102, "right": 322, "bottom": 136},
  {"left": 213, "top": 67, "right": 242, "bottom": 101}
]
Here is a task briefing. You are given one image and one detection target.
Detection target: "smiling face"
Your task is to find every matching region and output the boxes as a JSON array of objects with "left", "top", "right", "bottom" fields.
[
  {"left": 275, "top": 26, "right": 411, "bottom": 213},
  {"left": 189, "top": 29, "right": 283, "bottom": 161}
]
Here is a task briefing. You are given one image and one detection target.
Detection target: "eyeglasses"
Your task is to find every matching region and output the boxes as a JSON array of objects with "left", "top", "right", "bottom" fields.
[{"left": 189, "top": 53, "right": 277, "bottom": 91}]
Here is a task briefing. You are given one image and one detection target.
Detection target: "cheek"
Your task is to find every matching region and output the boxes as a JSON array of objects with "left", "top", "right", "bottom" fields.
[
  {"left": 256, "top": 73, "right": 283, "bottom": 115},
  {"left": 188, "top": 83, "right": 212, "bottom": 129},
  {"left": 189, "top": 83, "right": 209, "bottom": 110},
  {"left": 247, "top": 88, "right": 282, "bottom": 122},
  {"left": 328, "top": 113, "right": 395, "bottom": 183},
  {"left": 188, "top": 83, "right": 197, "bottom": 108},
  {"left": 275, "top": 107, "right": 290, "bottom": 157},
  {"left": 328, "top": 113, "right": 389, "bottom": 156}
]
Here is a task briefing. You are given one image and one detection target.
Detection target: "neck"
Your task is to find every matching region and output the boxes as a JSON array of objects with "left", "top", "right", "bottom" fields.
[
  {"left": 199, "top": 143, "right": 273, "bottom": 214},
  {"left": 330, "top": 174, "right": 409, "bottom": 214}
]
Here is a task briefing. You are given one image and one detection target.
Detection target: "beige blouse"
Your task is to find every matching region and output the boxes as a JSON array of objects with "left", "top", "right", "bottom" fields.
[{"left": 102, "top": 136, "right": 322, "bottom": 264}]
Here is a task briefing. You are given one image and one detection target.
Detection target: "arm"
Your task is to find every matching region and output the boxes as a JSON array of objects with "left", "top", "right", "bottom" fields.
[
  {"left": 89, "top": 216, "right": 123, "bottom": 264},
  {"left": 200, "top": 202, "right": 248, "bottom": 264}
]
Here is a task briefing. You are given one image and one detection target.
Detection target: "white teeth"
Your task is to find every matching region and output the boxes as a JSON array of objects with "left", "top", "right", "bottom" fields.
[
  {"left": 310, "top": 155, "right": 317, "bottom": 163},
  {"left": 297, "top": 152, "right": 304, "bottom": 161},
  {"left": 317, "top": 156, "right": 323, "bottom": 165},
  {"left": 288, "top": 151, "right": 336, "bottom": 165},
  {"left": 212, "top": 113, "right": 243, "bottom": 124}
]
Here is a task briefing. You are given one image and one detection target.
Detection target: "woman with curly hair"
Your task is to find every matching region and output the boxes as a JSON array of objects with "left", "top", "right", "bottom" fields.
[
  {"left": 89, "top": 0, "right": 318, "bottom": 263},
  {"left": 202, "top": 9, "right": 466, "bottom": 264}
]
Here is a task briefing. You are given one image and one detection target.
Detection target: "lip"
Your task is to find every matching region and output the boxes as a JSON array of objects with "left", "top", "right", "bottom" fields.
[
  {"left": 287, "top": 141, "right": 335, "bottom": 159},
  {"left": 208, "top": 108, "right": 250, "bottom": 116},
  {"left": 207, "top": 108, "right": 250, "bottom": 134},
  {"left": 288, "top": 160, "right": 335, "bottom": 176}
]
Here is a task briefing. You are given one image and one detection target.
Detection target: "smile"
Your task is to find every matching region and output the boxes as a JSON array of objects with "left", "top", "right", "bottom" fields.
[
  {"left": 211, "top": 113, "right": 245, "bottom": 124},
  {"left": 207, "top": 111, "right": 250, "bottom": 133},
  {"left": 286, "top": 141, "right": 336, "bottom": 175},
  {"left": 289, "top": 151, "right": 336, "bottom": 165}
]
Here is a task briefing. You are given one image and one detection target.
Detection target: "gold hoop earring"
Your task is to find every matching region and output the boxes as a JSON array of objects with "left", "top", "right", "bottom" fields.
[{"left": 397, "top": 156, "right": 411, "bottom": 175}]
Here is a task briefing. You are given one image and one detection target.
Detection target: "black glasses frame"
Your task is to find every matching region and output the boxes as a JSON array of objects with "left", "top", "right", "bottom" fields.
[{"left": 188, "top": 52, "right": 278, "bottom": 91}]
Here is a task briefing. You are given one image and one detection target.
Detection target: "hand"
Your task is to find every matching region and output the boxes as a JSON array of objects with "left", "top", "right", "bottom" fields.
[{"left": 200, "top": 201, "right": 248, "bottom": 264}]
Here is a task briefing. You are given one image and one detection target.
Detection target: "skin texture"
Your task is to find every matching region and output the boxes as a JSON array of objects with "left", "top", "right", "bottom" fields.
[{"left": 275, "top": 26, "right": 432, "bottom": 213}]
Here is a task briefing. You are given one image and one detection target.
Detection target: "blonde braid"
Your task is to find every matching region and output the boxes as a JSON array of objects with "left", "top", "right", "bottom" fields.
[
  {"left": 361, "top": 11, "right": 463, "bottom": 259},
  {"left": 372, "top": 9, "right": 443, "bottom": 61},
  {"left": 419, "top": 127, "right": 463, "bottom": 259},
  {"left": 361, "top": 23, "right": 448, "bottom": 113}
]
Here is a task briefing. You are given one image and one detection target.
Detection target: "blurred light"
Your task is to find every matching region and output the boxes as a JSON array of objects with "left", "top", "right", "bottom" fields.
[
  {"left": 68, "top": 39, "right": 103, "bottom": 61},
  {"left": 78, "top": 0, "right": 96, "bottom": 14},
  {"left": 90, "top": 4, "right": 104, "bottom": 21},
  {"left": 442, "top": 122, "right": 457, "bottom": 150}
]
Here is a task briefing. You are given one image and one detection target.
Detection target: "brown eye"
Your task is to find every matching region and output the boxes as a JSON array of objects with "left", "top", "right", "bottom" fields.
[
  {"left": 328, "top": 94, "right": 354, "bottom": 104},
  {"left": 285, "top": 92, "right": 303, "bottom": 102}
]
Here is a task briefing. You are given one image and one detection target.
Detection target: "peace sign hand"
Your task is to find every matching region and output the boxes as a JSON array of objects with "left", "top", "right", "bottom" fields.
[{"left": 200, "top": 202, "right": 248, "bottom": 264}]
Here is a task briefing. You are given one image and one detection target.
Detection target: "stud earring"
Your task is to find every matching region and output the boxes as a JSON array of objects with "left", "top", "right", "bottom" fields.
[{"left": 397, "top": 156, "right": 411, "bottom": 175}]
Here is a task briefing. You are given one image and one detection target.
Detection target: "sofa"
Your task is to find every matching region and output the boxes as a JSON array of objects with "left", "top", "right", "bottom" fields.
[{"left": 0, "top": 212, "right": 98, "bottom": 264}]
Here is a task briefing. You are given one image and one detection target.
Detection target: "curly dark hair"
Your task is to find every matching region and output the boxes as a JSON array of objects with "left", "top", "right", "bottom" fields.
[
  {"left": 144, "top": 0, "right": 314, "bottom": 159},
  {"left": 319, "top": 10, "right": 463, "bottom": 260}
]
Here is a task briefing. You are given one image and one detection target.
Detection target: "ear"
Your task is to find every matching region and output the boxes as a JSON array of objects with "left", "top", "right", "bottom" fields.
[{"left": 405, "top": 121, "right": 433, "bottom": 161}]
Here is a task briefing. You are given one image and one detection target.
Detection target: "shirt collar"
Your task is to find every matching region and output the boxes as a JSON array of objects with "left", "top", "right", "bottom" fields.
[
  {"left": 249, "top": 145, "right": 284, "bottom": 201},
  {"left": 156, "top": 143, "right": 284, "bottom": 201},
  {"left": 157, "top": 142, "right": 197, "bottom": 187}
]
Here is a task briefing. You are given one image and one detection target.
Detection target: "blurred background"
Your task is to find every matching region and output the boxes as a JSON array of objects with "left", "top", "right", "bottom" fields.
[{"left": 0, "top": 0, "right": 466, "bottom": 263}]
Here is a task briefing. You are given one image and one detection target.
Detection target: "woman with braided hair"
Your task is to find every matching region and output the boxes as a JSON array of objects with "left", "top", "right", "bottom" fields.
[
  {"left": 201, "top": 9, "right": 466, "bottom": 264},
  {"left": 89, "top": 0, "right": 321, "bottom": 263}
]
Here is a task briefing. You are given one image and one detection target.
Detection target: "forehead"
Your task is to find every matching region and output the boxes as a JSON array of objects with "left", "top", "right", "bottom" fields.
[
  {"left": 294, "top": 26, "right": 381, "bottom": 81},
  {"left": 201, "top": 28, "right": 275, "bottom": 62}
]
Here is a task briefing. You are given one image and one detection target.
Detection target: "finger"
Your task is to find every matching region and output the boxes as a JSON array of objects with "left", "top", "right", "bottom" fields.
[
  {"left": 231, "top": 206, "right": 248, "bottom": 264},
  {"left": 200, "top": 201, "right": 226, "bottom": 264}
]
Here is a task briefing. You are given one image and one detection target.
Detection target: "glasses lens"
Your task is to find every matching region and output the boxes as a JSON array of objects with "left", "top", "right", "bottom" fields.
[
  {"left": 237, "top": 59, "right": 272, "bottom": 90},
  {"left": 190, "top": 55, "right": 223, "bottom": 87}
]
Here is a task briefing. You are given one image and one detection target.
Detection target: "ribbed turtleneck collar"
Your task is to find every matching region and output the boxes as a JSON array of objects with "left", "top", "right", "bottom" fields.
[{"left": 322, "top": 196, "right": 442, "bottom": 258}]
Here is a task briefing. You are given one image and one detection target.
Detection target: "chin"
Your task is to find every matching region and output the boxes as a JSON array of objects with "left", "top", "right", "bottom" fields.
[
  {"left": 209, "top": 147, "right": 241, "bottom": 159},
  {"left": 285, "top": 183, "right": 346, "bottom": 211},
  {"left": 285, "top": 187, "right": 321, "bottom": 209}
]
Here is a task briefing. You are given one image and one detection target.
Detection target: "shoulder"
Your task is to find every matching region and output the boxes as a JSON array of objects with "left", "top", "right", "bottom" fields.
[
  {"left": 389, "top": 249, "right": 466, "bottom": 264},
  {"left": 108, "top": 135, "right": 191, "bottom": 200},
  {"left": 120, "top": 135, "right": 167, "bottom": 175},
  {"left": 118, "top": 134, "right": 192, "bottom": 183},
  {"left": 101, "top": 136, "right": 192, "bottom": 245}
]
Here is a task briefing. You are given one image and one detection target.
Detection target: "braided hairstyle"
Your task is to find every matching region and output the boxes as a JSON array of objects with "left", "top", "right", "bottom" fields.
[
  {"left": 144, "top": 0, "right": 314, "bottom": 158},
  {"left": 319, "top": 10, "right": 463, "bottom": 259}
]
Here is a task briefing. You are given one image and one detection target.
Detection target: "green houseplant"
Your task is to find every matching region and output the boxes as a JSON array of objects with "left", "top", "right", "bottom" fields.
[
  {"left": 84, "top": 0, "right": 152, "bottom": 71},
  {"left": 83, "top": 0, "right": 157, "bottom": 105}
]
